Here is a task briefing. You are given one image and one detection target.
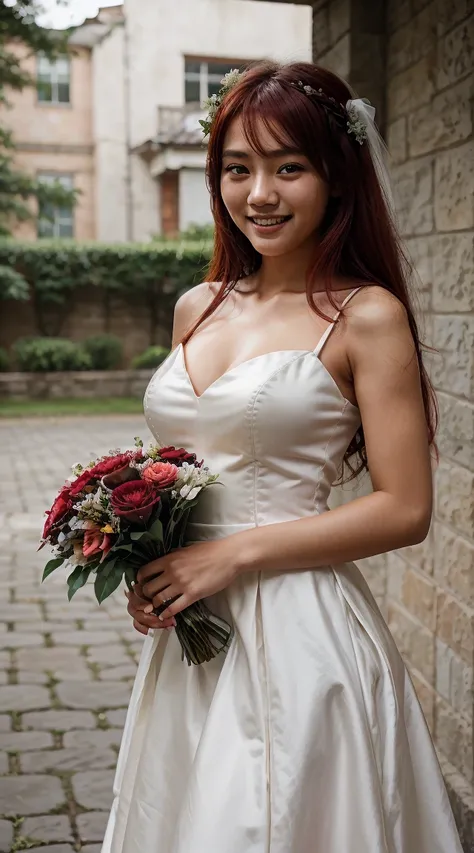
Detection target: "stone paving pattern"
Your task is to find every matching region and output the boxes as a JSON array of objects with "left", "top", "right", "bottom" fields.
[{"left": 0, "top": 416, "right": 154, "bottom": 852}]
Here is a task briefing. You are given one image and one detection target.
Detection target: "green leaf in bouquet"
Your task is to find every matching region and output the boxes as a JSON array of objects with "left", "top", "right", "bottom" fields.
[
  {"left": 124, "top": 564, "right": 137, "bottom": 590},
  {"left": 67, "top": 565, "right": 92, "bottom": 601},
  {"left": 42, "top": 557, "right": 65, "bottom": 582},
  {"left": 148, "top": 518, "right": 164, "bottom": 542},
  {"left": 130, "top": 530, "right": 148, "bottom": 541},
  {"left": 94, "top": 564, "right": 125, "bottom": 604}
]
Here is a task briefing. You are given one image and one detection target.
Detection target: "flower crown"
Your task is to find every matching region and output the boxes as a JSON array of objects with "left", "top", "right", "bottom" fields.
[{"left": 199, "top": 70, "right": 372, "bottom": 145}]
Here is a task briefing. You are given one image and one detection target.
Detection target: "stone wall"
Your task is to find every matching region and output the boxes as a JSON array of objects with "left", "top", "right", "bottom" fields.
[
  {"left": 312, "top": 0, "right": 473, "bottom": 842},
  {"left": 0, "top": 370, "right": 155, "bottom": 401},
  {"left": 0, "top": 287, "right": 172, "bottom": 368},
  {"left": 385, "top": 0, "right": 474, "bottom": 838}
]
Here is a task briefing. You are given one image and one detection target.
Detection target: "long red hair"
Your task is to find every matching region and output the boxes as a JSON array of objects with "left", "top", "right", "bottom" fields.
[{"left": 182, "top": 61, "right": 437, "bottom": 481}]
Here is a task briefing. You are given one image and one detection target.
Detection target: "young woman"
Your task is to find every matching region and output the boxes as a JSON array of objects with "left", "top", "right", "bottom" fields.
[{"left": 102, "top": 63, "right": 463, "bottom": 853}]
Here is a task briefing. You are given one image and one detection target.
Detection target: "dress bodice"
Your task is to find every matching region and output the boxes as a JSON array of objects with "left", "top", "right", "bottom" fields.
[{"left": 144, "top": 290, "right": 362, "bottom": 540}]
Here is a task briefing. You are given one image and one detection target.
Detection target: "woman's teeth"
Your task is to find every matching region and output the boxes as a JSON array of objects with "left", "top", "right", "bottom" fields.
[{"left": 251, "top": 217, "right": 290, "bottom": 226}]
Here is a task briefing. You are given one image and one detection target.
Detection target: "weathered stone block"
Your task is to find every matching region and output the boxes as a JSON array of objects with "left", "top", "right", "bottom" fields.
[
  {"left": 329, "top": 0, "right": 350, "bottom": 45},
  {"left": 387, "top": 117, "right": 407, "bottom": 164},
  {"left": 0, "top": 716, "right": 10, "bottom": 733},
  {"left": 16, "top": 647, "right": 91, "bottom": 681},
  {"left": 437, "top": 393, "right": 474, "bottom": 470},
  {"left": 318, "top": 34, "right": 350, "bottom": 78},
  {"left": 392, "top": 156, "right": 434, "bottom": 235},
  {"left": 387, "top": 56, "right": 436, "bottom": 120},
  {"left": 436, "top": 589, "right": 473, "bottom": 664},
  {"left": 0, "top": 819, "right": 12, "bottom": 853},
  {"left": 71, "top": 770, "right": 114, "bottom": 811},
  {"left": 56, "top": 681, "right": 131, "bottom": 710},
  {"left": 436, "top": 637, "right": 473, "bottom": 719},
  {"left": 22, "top": 710, "right": 96, "bottom": 731},
  {"left": 388, "top": 601, "right": 435, "bottom": 682},
  {"left": 432, "top": 233, "right": 474, "bottom": 312},
  {"left": 63, "top": 729, "right": 123, "bottom": 750},
  {"left": 431, "top": 316, "right": 474, "bottom": 399},
  {"left": 401, "top": 567, "right": 437, "bottom": 629},
  {"left": 51, "top": 630, "right": 120, "bottom": 647},
  {"left": 398, "top": 524, "right": 435, "bottom": 575},
  {"left": 99, "top": 664, "right": 137, "bottom": 682},
  {"left": 388, "top": 3, "right": 436, "bottom": 75},
  {"left": 410, "top": 670, "right": 436, "bottom": 732},
  {"left": 106, "top": 708, "right": 127, "bottom": 728},
  {"left": 436, "top": 0, "right": 472, "bottom": 36},
  {"left": 76, "top": 811, "right": 109, "bottom": 843},
  {"left": 434, "top": 696, "right": 473, "bottom": 782},
  {"left": 434, "top": 141, "right": 474, "bottom": 230},
  {"left": 437, "top": 18, "right": 474, "bottom": 89},
  {"left": 435, "top": 460, "right": 474, "bottom": 538},
  {"left": 387, "top": 0, "right": 411, "bottom": 32},
  {"left": 22, "top": 815, "right": 73, "bottom": 844},
  {"left": 312, "top": 5, "right": 330, "bottom": 57},
  {"left": 386, "top": 552, "right": 407, "bottom": 601},
  {"left": 0, "top": 731, "right": 53, "bottom": 752},
  {"left": 0, "top": 775, "right": 65, "bottom": 816},
  {"left": 409, "top": 76, "right": 473, "bottom": 155},
  {"left": 0, "top": 685, "right": 50, "bottom": 713},
  {"left": 433, "top": 522, "right": 474, "bottom": 607},
  {"left": 20, "top": 745, "right": 116, "bottom": 774}
]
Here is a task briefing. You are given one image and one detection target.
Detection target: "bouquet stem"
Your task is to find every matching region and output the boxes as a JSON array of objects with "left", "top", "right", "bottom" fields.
[{"left": 154, "top": 598, "right": 233, "bottom": 666}]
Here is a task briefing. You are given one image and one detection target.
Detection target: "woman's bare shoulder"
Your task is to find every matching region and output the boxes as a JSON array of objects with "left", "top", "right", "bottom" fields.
[
  {"left": 348, "top": 285, "right": 407, "bottom": 325},
  {"left": 172, "top": 282, "right": 221, "bottom": 345}
]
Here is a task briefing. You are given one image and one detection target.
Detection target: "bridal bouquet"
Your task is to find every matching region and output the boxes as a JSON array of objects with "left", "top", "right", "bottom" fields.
[{"left": 39, "top": 438, "right": 233, "bottom": 665}]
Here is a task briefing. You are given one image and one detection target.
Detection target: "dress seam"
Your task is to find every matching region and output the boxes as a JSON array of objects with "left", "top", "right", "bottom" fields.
[{"left": 312, "top": 400, "right": 349, "bottom": 510}]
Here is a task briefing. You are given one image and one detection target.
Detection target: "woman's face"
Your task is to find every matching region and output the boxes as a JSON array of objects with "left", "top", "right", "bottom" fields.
[{"left": 220, "top": 115, "right": 330, "bottom": 258}]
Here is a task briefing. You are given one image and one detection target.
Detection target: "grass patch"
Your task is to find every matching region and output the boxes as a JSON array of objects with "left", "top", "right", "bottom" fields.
[{"left": 0, "top": 397, "right": 144, "bottom": 418}]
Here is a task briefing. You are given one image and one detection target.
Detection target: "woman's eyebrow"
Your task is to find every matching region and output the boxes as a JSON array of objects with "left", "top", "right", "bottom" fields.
[{"left": 222, "top": 147, "right": 304, "bottom": 159}]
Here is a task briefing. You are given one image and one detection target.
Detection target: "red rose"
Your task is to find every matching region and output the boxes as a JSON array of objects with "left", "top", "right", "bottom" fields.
[
  {"left": 110, "top": 480, "right": 161, "bottom": 524},
  {"left": 142, "top": 461, "right": 179, "bottom": 488},
  {"left": 42, "top": 485, "right": 73, "bottom": 540},
  {"left": 70, "top": 452, "right": 141, "bottom": 497},
  {"left": 159, "top": 445, "right": 197, "bottom": 465}
]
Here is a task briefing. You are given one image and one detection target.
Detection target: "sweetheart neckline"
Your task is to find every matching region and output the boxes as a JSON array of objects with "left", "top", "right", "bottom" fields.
[{"left": 177, "top": 342, "right": 359, "bottom": 410}]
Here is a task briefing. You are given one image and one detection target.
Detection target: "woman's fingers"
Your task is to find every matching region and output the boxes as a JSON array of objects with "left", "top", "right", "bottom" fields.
[{"left": 125, "top": 588, "right": 176, "bottom": 631}]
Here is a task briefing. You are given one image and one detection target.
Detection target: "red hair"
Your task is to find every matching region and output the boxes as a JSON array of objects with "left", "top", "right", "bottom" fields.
[{"left": 182, "top": 61, "right": 437, "bottom": 481}]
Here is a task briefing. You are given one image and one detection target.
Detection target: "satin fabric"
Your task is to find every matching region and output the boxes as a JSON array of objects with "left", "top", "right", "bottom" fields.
[{"left": 102, "top": 294, "right": 462, "bottom": 853}]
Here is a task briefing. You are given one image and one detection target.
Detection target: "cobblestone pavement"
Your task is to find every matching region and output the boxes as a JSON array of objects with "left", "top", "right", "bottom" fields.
[{"left": 0, "top": 416, "right": 154, "bottom": 853}]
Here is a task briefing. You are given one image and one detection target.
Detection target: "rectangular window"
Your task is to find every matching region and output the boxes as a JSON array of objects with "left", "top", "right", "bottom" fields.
[
  {"left": 37, "top": 173, "right": 74, "bottom": 239},
  {"left": 184, "top": 59, "right": 245, "bottom": 104},
  {"left": 37, "top": 53, "right": 70, "bottom": 104}
]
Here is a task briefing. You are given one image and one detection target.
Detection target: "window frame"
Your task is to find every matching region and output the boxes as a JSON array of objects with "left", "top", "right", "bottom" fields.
[
  {"left": 37, "top": 172, "right": 75, "bottom": 239},
  {"left": 184, "top": 57, "right": 248, "bottom": 104},
  {"left": 36, "top": 52, "right": 71, "bottom": 106}
]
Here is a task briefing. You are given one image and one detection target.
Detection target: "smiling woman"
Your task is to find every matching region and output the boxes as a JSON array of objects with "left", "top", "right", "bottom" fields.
[{"left": 102, "top": 61, "right": 463, "bottom": 853}]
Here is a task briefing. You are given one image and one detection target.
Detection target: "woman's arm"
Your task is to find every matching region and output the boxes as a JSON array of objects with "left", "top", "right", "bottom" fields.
[{"left": 237, "top": 287, "right": 433, "bottom": 574}]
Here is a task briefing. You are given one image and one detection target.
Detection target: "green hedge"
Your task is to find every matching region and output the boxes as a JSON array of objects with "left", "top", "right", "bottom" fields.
[
  {"left": 0, "top": 239, "right": 212, "bottom": 304},
  {"left": 13, "top": 337, "right": 92, "bottom": 372},
  {"left": 83, "top": 334, "right": 123, "bottom": 370},
  {"left": 131, "top": 345, "right": 170, "bottom": 370}
]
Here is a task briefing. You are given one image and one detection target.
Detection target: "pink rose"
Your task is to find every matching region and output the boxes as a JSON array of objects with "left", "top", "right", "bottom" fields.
[
  {"left": 142, "top": 461, "right": 179, "bottom": 489},
  {"left": 82, "top": 526, "right": 114, "bottom": 562}
]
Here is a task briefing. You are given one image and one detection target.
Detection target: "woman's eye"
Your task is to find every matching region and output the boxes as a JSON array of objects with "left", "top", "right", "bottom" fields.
[
  {"left": 225, "top": 165, "right": 248, "bottom": 176},
  {"left": 278, "top": 163, "right": 304, "bottom": 175}
]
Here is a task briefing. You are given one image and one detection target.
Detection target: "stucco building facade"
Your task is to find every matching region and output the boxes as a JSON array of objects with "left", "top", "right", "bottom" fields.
[{"left": 5, "top": 0, "right": 311, "bottom": 242}]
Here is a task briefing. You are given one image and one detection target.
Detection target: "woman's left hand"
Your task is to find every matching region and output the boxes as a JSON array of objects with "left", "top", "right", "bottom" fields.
[{"left": 136, "top": 537, "right": 246, "bottom": 620}]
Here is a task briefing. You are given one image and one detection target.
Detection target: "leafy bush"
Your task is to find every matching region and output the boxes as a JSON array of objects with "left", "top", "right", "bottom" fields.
[
  {"left": 131, "top": 346, "right": 170, "bottom": 370},
  {"left": 13, "top": 337, "right": 92, "bottom": 372},
  {"left": 83, "top": 334, "right": 123, "bottom": 370},
  {"left": 0, "top": 347, "right": 9, "bottom": 372}
]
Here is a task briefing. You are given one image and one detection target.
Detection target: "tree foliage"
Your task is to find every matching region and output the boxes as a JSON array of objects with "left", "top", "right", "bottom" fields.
[{"left": 0, "top": 2, "right": 77, "bottom": 234}]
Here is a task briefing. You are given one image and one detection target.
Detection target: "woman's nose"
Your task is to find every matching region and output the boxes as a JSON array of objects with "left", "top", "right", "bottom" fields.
[{"left": 247, "top": 175, "right": 278, "bottom": 207}]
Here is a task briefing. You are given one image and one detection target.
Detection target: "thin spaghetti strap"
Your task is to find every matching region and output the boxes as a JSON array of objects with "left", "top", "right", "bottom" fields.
[{"left": 313, "top": 286, "right": 363, "bottom": 357}]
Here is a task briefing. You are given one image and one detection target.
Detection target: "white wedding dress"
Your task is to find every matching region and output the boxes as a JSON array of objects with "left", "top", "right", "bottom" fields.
[{"left": 102, "top": 288, "right": 462, "bottom": 853}]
